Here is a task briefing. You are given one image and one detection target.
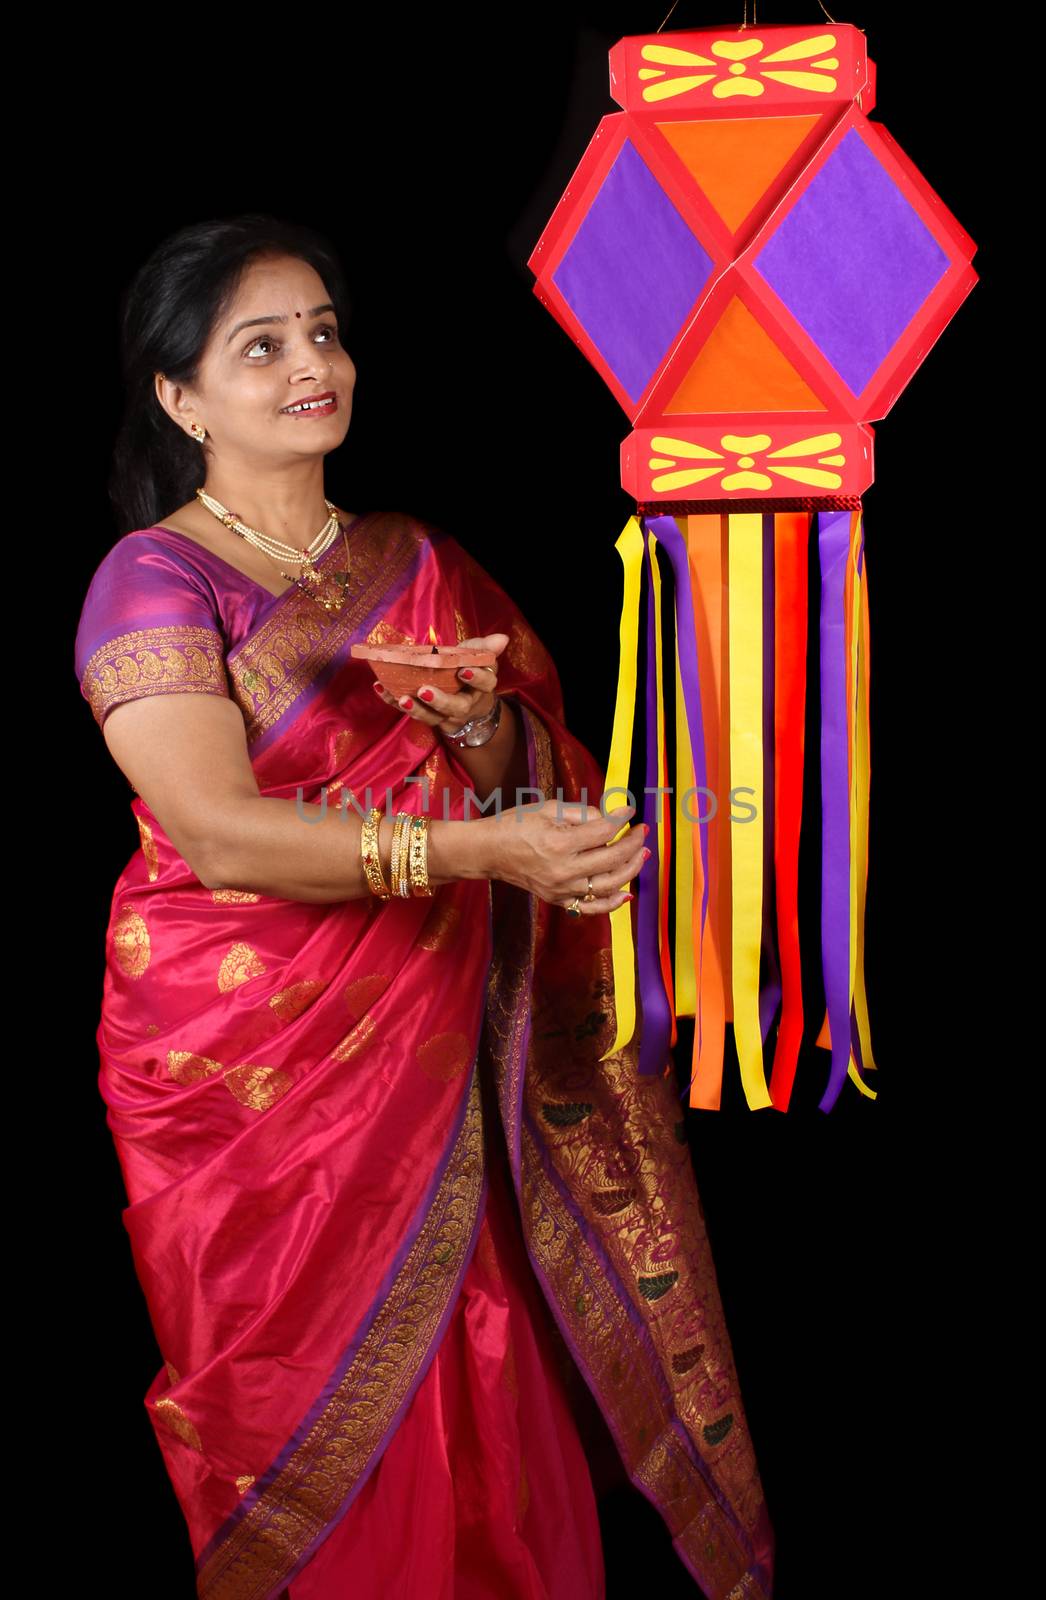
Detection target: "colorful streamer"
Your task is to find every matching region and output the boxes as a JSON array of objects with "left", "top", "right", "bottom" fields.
[{"left": 600, "top": 518, "right": 644, "bottom": 1061}]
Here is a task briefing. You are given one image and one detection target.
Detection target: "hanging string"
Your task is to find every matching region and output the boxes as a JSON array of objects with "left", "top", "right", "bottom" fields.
[
  {"left": 654, "top": 2, "right": 840, "bottom": 32},
  {"left": 655, "top": 1, "right": 754, "bottom": 30}
]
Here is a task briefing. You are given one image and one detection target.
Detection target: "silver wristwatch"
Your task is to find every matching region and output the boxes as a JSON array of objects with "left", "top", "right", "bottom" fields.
[{"left": 441, "top": 694, "right": 503, "bottom": 748}]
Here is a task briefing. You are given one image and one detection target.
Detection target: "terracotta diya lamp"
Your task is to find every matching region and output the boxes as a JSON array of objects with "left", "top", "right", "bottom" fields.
[{"left": 351, "top": 633, "right": 496, "bottom": 698}]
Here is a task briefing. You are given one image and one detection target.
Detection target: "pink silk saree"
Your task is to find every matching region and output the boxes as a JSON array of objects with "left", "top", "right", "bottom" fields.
[{"left": 74, "top": 509, "right": 775, "bottom": 1599}]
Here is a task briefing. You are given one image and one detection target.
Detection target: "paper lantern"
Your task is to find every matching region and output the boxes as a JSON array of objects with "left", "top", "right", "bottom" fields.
[{"left": 527, "top": 23, "right": 977, "bottom": 1112}]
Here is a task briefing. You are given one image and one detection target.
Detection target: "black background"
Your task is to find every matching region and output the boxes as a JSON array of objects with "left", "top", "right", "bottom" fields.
[{"left": 48, "top": 6, "right": 1001, "bottom": 1596}]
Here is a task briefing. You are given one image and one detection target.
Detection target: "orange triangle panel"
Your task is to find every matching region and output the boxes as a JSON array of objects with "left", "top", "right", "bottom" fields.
[
  {"left": 666, "top": 296, "right": 826, "bottom": 414},
  {"left": 657, "top": 114, "right": 821, "bottom": 234}
]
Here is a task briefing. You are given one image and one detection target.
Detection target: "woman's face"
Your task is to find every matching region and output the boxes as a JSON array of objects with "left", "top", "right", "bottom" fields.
[{"left": 169, "top": 253, "right": 356, "bottom": 463}]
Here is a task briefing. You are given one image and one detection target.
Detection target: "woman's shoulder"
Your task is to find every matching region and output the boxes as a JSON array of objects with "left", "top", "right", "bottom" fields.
[
  {"left": 82, "top": 524, "right": 217, "bottom": 589},
  {"left": 74, "top": 527, "right": 226, "bottom": 684}
]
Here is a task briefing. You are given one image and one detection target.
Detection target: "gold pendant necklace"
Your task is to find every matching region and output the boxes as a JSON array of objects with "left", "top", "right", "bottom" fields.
[{"left": 195, "top": 489, "right": 353, "bottom": 612}]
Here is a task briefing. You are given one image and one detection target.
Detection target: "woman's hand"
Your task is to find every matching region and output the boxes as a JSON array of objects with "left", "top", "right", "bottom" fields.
[
  {"left": 373, "top": 633, "right": 509, "bottom": 735},
  {"left": 480, "top": 797, "right": 649, "bottom": 916}
]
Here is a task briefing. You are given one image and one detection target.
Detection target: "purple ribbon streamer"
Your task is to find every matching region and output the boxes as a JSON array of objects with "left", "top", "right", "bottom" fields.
[
  {"left": 759, "top": 515, "right": 783, "bottom": 1045},
  {"left": 637, "top": 525, "right": 673, "bottom": 1076},
  {"left": 818, "top": 511, "right": 854, "bottom": 1112},
  {"left": 641, "top": 515, "right": 712, "bottom": 1101}
]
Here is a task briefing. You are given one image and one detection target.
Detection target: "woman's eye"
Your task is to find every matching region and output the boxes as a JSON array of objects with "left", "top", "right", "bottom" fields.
[{"left": 245, "top": 324, "right": 338, "bottom": 358}]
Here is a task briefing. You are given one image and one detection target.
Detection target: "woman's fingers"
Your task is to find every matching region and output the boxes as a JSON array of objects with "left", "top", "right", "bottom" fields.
[
  {"left": 372, "top": 679, "right": 496, "bottom": 725},
  {"left": 560, "top": 831, "right": 649, "bottom": 914},
  {"left": 576, "top": 824, "right": 649, "bottom": 880},
  {"left": 414, "top": 681, "right": 495, "bottom": 718},
  {"left": 564, "top": 884, "right": 634, "bottom": 915},
  {"left": 454, "top": 664, "right": 498, "bottom": 689}
]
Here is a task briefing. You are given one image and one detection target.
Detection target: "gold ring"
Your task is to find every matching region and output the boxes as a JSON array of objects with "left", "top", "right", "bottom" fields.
[
  {"left": 583, "top": 876, "right": 595, "bottom": 902},
  {"left": 565, "top": 896, "right": 582, "bottom": 917}
]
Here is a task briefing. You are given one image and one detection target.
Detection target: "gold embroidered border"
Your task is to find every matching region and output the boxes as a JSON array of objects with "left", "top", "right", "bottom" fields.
[
  {"left": 518, "top": 1117, "right": 770, "bottom": 1599},
  {"left": 226, "top": 514, "right": 425, "bottom": 745},
  {"left": 481, "top": 701, "right": 772, "bottom": 1597},
  {"left": 196, "top": 1060, "right": 485, "bottom": 1600},
  {"left": 81, "top": 624, "right": 230, "bottom": 728}
]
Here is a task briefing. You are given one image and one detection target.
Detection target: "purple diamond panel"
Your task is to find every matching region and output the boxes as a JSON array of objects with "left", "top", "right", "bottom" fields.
[
  {"left": 753, "top": 127, "right": 950, "bottom": 397},
  {"left": 552, "top": 139, "right": 713, "bottom": 405}
]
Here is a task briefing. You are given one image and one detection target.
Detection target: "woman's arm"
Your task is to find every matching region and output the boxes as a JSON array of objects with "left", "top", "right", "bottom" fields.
[
  {"left": 102, "top": 693, "right": 487, "bottom": 903},
  {"left": 102, "top": 690, "right": 647, "bottom": 913}
]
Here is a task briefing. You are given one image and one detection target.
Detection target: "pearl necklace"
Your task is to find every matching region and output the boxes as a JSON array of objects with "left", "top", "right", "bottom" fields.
[{"left": 194, "top": 488, "right": 352, "bottom": 613}]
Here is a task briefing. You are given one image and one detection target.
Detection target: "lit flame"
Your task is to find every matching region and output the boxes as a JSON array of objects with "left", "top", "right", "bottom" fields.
[{"left": 428, "top": 624, "right": 440, "bottom": 653}]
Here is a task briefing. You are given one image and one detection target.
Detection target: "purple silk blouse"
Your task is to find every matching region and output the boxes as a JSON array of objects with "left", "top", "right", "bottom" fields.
[{"left": 74, "top": 525, "right": 301, "bottom": 729}]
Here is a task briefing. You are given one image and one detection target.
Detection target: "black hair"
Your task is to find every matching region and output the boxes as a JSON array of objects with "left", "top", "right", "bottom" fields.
[{"left": 108, "top": 212, "right": 352, "bottom": 536}]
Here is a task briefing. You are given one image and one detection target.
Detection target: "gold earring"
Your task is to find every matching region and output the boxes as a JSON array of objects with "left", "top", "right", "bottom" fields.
[{"left": 191, "top": 422, "right": 207, "bottom": 442}]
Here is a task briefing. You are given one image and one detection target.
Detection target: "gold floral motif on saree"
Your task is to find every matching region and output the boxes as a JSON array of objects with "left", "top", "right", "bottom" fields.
[
  {"left": 167, "top": 1050, "right": 223, "bottom": 1085},
  {"left": 212, "top": 888, "right": 262, "bottom": 905},
  {"left": 342, "top": 972, "right": 391, "bottom": 1020},
  {"left": 416, "top": 1030, "right": 472, "bottom": 1081},
  {"left": 112, "top": 904, "right": 151, "bottom": 979},
  {"left": 196, "top": 1058, "right": 486, "bottom": 1600},
  {"left": 217, "top": 943, "right": 267, "bottom": 993},
  {"left": 154, "top": 1396, "right": 204, "bottom": 1453},
  {"left": 331, "top": 1012, "right": 377, "bottom": 1063},
  {"left": 269, "top": 980, "right": 325, "bottom": 1022},
  {"left": 228, "top": 515, "right": 426, "bottom": 745},
  {"left": 166, "top": 1049, "right": 293, "bottom": 1112},
  {"left": 81, "top": 623, "right": 230, "bottom": 728},
  {"left": 224, "top": 1064, "right": 293, "bottom": 1112},
  {"left": 137, "top": 816, "right": 159, "bottom": 881}
]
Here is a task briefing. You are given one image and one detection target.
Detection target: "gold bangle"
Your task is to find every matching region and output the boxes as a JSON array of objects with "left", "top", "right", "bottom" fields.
[
  {"left": 360, "top": 806, "right": 391, "bottom": 899},
  {"left": 408, "top": 814, "right": 433, "bottom": 897},
  {"left": 398, "top": 815, "right": 416, "bottom": 898},
  {"left": 389, "top": 810, "right": 404, "bottom": 894},
  {"left": 391, "top": 811, "right": 413, "bottom": 898}
]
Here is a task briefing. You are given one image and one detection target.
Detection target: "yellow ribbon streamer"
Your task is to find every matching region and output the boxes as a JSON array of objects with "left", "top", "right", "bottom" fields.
[
  {"left": 818, "top": 512, "right": 877, "bottom": 1095},
  {"left": 601, "top": 516, "right": 645, "bottom": 1060},
  {"left": 847, "top": 513, "right": 877, "bottom": 1098},
  {"left": 853, "top": 540, "right": 878, "bottom": 1077},
  {"left": 674, "top": 611, "right": 697, "bottom": 1018},
  {"left": 727, "top": 514, "right": 773, "bottom": 1109}
]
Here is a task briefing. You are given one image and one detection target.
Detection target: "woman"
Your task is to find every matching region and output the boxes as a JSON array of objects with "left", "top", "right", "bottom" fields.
[{"left": 74, "top": 215, "right": 775, "bottom": 1600}]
